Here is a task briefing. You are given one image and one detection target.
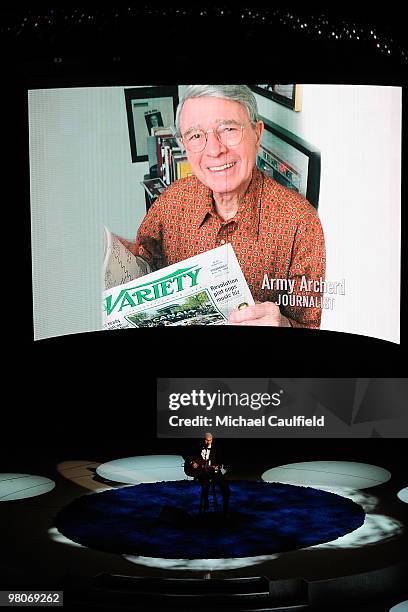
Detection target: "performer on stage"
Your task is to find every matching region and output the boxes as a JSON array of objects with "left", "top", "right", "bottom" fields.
[{"left": 187, "top": 432, "right": 230, "bottom": 514}]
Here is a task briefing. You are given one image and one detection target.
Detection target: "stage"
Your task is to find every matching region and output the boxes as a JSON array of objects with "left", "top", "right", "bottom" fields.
[{"left": 0, "top": 451, "right": 407, "bottom": 610}]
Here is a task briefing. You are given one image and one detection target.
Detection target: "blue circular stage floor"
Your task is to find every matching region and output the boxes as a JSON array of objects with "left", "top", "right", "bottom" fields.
[{"left": 56, "top": 480, "right": 365, "bottom": 559}]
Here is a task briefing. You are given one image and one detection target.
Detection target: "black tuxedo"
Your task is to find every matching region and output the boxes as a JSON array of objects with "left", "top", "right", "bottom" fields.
[
  {"left": 196, "top": 443, "right": 221, "bottom": 467},
  {"left": 193, "top": 443, "right": 230, "bottom": 513}
]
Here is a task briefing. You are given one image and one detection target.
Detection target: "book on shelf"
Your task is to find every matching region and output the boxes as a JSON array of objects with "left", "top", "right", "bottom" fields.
[
  {"left": 143, "top": 126, "right": 191, "bottom": 209},
  {"left": 146, "top": 127, "right": 174, "bottom": 179},
  {"left": 172, "top": 152, "right": 192, "bottom": 180},
  {"left": 146, "top": 135, "right": 159, "bottom": 178},
  {"left": 159, "top": 135, "right": 180, "bottom": 184}
]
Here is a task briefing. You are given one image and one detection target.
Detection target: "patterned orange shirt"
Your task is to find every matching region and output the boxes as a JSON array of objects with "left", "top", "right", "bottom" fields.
[{"left": 133, "top": 167, "right": 326, "bottom": 328}]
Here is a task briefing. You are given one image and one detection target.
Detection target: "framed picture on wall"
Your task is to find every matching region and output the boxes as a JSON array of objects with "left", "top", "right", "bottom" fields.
[
  {"left": 124, "top": 86, "right": 179, "bottom": 162},
  {"left": 257, "top": 115, "right": 320, "bottom": 208},
  {"left": 250, "top": 84, "right": 302, "bottom": 111}
]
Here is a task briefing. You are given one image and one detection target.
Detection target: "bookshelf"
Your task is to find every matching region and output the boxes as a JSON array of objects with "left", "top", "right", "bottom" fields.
[{"left": 141, "top": 127, "right": 192, "bottom": 211}]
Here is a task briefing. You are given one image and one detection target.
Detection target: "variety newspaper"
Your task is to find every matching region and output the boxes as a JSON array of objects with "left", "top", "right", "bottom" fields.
[{"left": 103, "top": 230, "right": 254, "bottom": 329}]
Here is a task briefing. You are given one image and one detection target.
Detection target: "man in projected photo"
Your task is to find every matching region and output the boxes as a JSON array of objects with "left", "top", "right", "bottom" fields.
[{"left": 134, "top": 85, "right": 326, "bottom": 327}]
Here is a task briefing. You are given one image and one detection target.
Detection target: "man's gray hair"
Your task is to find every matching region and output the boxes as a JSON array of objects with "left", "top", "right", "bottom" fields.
[{"left": 175, "top": 85, "right": 259, "bottom": 136}]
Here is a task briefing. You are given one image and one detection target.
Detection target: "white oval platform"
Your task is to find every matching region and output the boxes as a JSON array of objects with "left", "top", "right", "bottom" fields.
[
  {"left": 397, "top": 487, "right": 408, "bottom": 503},
  {"left": 262, "top": 461, "right": 391, "bottom": 489},
  {"left": 390, "top": 601, "right": 408, "bottom": 612},
  {"left": 0, "top": 473, "right": 55, "bottom": 501},
  {"left": 96, "top": 455, "right": 188, "bottom": 484}
]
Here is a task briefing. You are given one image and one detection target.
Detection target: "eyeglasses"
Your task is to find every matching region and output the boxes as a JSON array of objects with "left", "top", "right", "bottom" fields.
[{"left": 181, "top": 122, "right": 250, "bottom": 152}]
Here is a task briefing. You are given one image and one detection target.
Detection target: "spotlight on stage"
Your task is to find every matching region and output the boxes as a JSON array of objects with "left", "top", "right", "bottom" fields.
[
  {"left": 313, "top": 513, "right": 404, "bottom": 549},
  {"left": 390, "top": 601, "right": 408, "bottom": 611},
  {"left": 397, "top": 487, "right": 408, "bottom": 503},
  {"left": 123, "top": 554, "right": 277, "bottom": 571},
  {"left": 56, "top": 460, "right": 110, "bottom": 491},
  {"left": 261, "top": 462, "right": 402, "bottom": 550},
  {"left": 96, "top": 455, "right": 189, "bottom": 485},
  {"left": 47, "top": 527, "right": 85, "bottom": 548},
  {"left": 0, "top": 474, "right": 55, "bottom": 501},
  {"left": 262, "top": 461, "right": 391, "bottom": 489},
  {"left": 306, "top": 487, "right": 380, "bottom": 513}
]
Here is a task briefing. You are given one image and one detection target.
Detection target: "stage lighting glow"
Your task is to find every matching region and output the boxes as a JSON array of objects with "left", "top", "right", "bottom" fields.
[
  {"left": 47, "top": 527, "right": 85, "bottom": 548},
  {"left": 123, "top": 553, "right": 277, "bottom": 571},
  {"left": 121, "top": 512, "right": 403, "bottom": 567},
  {"left": 262, "top": 461, "right": 391, "bottom": 489},
  {"left": 56, "top": 460, "right": 111, "bottom": 491},
  {"left": 313, "top": 513, "right": 403, "bottom": 549},
  {"left": 57, "top": 460, "right": 100, "bottom": 476},
  {"left": 0, "top": 473, "right": 55, "bottom": 501},
  {"left": 96, "top": 455, "right": 189, "bottom": 484},
  {"left": 311, "top": 487, "right": 380, "bottom": 513},
  {"left": 390, "top": 601, "right": 408, "bottom": 611},
  {"left": 397, "top": 487, "right": 408, "bottom": 503}
]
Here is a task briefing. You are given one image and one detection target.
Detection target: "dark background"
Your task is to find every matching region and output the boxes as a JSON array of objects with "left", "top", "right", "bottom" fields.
[{"left": 0, "top": 6, "right": 406, "bottom": 461}]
